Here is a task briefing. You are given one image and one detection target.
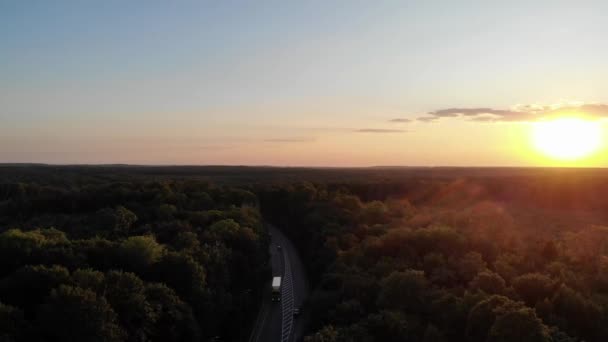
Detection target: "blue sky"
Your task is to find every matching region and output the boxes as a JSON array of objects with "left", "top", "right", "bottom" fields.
[{"left": 2, "top": 1, "right": 608, "bottom": 165}]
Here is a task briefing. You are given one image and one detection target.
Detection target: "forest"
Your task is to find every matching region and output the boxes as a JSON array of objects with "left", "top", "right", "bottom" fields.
[
  {"left": 2, "top": 165, "right": 608, "bottom": 341},
  {"left": 0, "top": 166, "right": 268, "bottom": 341},
  {"left": 259, "top": 170, "right": 608, "bottom": 342}
]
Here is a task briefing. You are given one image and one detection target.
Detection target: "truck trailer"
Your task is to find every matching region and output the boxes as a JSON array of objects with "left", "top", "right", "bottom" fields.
[{"left": 272, "top": 277, "right": 281, "bottom": 302}]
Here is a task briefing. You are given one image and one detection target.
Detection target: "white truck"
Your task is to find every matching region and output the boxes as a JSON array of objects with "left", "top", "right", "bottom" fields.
[{"left": 271, "top": 276, "right": 281, "bottom": 302}]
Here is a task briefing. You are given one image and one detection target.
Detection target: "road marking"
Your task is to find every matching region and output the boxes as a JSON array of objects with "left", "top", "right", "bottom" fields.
[
  {"left": 249, "top": 238, "right": 279, "bottom": 342},
  {"left": 281, "top": 248, "right": 295, "bottom": 342},
  {"left": 249, "top": 298, "right": 269, "bottom": 342},
  {"left": 250, "top": 228, "right": 298, "bottom": 342}
]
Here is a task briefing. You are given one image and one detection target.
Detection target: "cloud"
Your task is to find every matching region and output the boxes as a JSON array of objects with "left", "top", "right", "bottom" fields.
[
  {"left": 416, "top": 116, "right": 440, "bottom": 122},
  {"left": 429, "top": 108, "right": 521, "bottom": 117},
  {"left": 355, "top": 128, "right": 406, "bottom": 133},
  {"left": 389, "top": 118, "right": 412, "bottom": 123},
  {"left": 548, "top": 104, "right": 608, "bottom": 118},
  {"left": 419, "top": 102, "right": 608, "bottom": 123},
  {"left": 263, "top": 137, "right": 315, "bottom": 143}
]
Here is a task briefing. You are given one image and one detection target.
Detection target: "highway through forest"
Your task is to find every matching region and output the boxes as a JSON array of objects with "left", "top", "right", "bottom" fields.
[{"left": 249, "top": 225, "right": 310, "bottom": 342}]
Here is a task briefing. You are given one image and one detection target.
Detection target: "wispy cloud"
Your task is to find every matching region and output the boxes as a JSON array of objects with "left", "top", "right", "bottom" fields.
[
  {"left": 389, "top": 118, "right": 412, "bottom": 123},
  {"left": 263, "top": 137, "right": 315, "bottom": 143},
  {"left": 429, "top": 108, "right": 521, "bottom": 118},
  {"left": 355, "top": 128, "right": 406, "bottom": 133},
  {"left": 417, "top": 102, "right": 608, "bottom": 123},
  {"left": 416, "top": 116, "right": 440, "bottom": 123}
]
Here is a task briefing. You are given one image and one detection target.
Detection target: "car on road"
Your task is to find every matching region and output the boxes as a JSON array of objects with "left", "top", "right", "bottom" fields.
[
  {"left": 272, "top": 277, "right": 282, "bottom": 302},
  {"left": 293, "top": 307, "right": 300, "bottom": 316},
  {"left": 277, "top": 245, "right": 282, "bottom": 250}
]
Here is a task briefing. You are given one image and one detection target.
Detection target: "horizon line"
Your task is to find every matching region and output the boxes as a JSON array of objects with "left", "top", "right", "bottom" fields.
[{"left": 1, "top": 163, "right": 607, "bottom": 170}]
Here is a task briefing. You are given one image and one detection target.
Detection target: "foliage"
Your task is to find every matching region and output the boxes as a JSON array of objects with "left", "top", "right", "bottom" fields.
[
  {"left": 4, "top": 166, "right": 608, "bottom": 341},
  {"left": 256, "top": 174, "right": 608, "bottom": 342},
  {"left": 37, "top": 285, "right": 125, "bottom": 342},
  {"left": 0, "top": 171, "right": 269, "bottom": 341}
]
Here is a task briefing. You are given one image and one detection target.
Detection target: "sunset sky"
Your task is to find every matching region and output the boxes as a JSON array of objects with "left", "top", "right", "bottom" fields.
[{"left": 2, "top": 1, "right": 608, "bottom": 166}]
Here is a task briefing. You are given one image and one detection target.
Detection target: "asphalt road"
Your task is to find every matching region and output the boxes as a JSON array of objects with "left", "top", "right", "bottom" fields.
[{"left": 249, "top": 225, "right": 310, "bottom": 342}]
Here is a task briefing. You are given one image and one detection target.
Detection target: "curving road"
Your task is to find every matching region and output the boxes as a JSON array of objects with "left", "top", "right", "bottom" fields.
[{"left": 249, "top": 225, "right": 309, "bottom": 342}]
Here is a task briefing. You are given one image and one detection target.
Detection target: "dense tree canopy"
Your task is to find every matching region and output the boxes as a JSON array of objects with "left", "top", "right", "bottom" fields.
[
  {"left": 3, "top": 165, "right": 608, "bottom": 341},
  {"left": 258, "top": 174, "right": 608, "bottom": 342},
  {"left": 0, "top": 171, "right": 269, "bottom": 341}
]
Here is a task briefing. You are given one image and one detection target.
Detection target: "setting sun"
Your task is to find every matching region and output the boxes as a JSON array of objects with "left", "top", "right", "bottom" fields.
[{"left": 532, "top": 118, "right": 603, "bottom": 160}]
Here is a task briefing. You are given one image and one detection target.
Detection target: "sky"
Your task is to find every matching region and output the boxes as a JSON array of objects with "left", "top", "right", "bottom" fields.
[{"left": 2, "top": 0, "right": 608, "bottom": 166}]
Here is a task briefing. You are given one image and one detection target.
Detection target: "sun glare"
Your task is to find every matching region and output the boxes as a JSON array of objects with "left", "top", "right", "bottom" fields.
[{"left": 532, "top": 118, "right": 603, "bottom": 160}]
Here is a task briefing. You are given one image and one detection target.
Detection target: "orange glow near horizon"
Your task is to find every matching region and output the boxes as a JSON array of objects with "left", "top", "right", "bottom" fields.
[{"left": 531, "top": 117, "right": 603, "bottom": 162}]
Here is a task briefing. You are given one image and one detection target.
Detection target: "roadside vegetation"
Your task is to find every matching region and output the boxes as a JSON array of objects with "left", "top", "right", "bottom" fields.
[{"left": 260, "top": 176, "right": 608, "bottom": 342}]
